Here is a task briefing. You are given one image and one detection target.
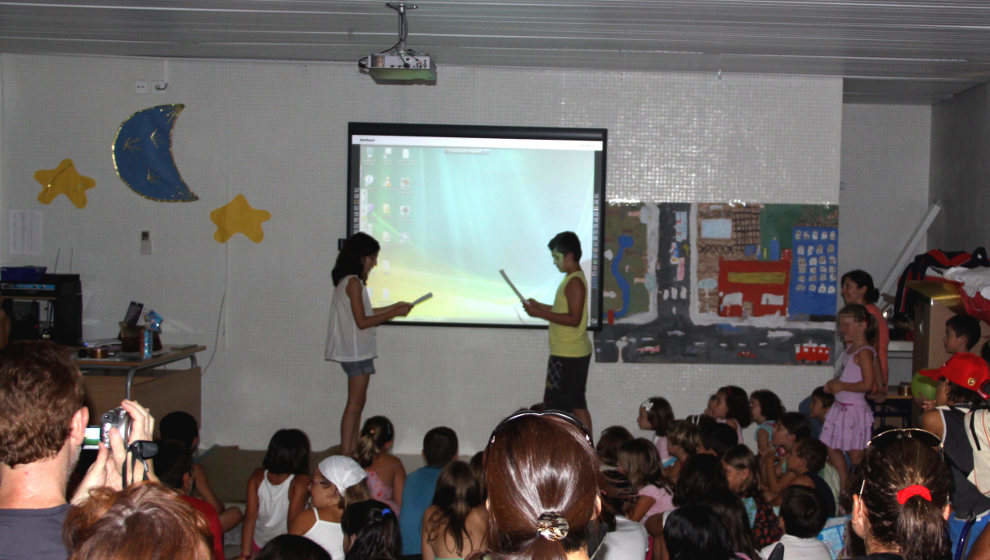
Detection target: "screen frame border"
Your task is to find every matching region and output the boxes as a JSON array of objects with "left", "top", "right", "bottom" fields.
[{"left": 346, "top": 121, "right": 606, "bottom": 331}]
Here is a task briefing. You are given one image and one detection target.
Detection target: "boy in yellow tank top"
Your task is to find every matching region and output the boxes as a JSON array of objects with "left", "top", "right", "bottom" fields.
[{"left": 523, "top": 231, "right": 593, "bottom": 433}]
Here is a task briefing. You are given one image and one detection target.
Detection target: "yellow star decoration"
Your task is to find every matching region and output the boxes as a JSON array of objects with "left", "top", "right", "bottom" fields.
[
  {"left": 34, "top": 159, "right": 95, "bottom": 208},
  {"left": 210, "top": 194, "right": 272, "bottom": 244}
]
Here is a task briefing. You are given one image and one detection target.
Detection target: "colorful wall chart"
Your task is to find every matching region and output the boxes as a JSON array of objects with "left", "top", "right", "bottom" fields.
[{"left": 595, "top": 202, "right": 838, "bottom": 365}]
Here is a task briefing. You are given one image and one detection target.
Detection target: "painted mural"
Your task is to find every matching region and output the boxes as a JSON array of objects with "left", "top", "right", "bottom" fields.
[{"left": 595, "top": 202, "right": 838, "bottom": 364}]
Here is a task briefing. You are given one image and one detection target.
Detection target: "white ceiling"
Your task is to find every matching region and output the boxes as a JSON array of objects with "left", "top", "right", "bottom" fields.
[{"left": 2, "top": 0, "right": 990, "bottom": 104}]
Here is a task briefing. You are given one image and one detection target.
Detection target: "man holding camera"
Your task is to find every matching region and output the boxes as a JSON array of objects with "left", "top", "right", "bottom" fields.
[{"left": 0, "top": 340, "right": 155, "bottom": 559}]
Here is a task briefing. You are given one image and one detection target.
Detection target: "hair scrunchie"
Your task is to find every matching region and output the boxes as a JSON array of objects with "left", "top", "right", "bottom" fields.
[
  {"left": 535, "top": 511, "right": 569, "bottom": 542},
  {"left": 896, "top": 484, "right": 932, "bottom": 505}
]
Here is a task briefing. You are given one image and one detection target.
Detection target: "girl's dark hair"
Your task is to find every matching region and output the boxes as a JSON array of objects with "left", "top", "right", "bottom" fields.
[
  {"left": 667, "top": 420, "right": 702, "bottom": 456},
  {"left": 842, "top": 269, "right": 880, "bottom": 304},
  {"left": 332, "top": 232, "right": 381, "bottom": 285},
  {"left": 663, "top": 504, "right": 734, "bottom": 560},
  {"left": 858, "top": 436, "right": 951, "bottom": 560},
  {"left": 641, "top": 397, "right": 675, "bottom": 437},
  {"left": 355, "top": 416, "right": 395, "bottom": 468},
  {"left": 256, "top": 534, "right": 331, "bottom": 560},
  {"left": 718, "top": 385, "right": 752, "bottom": 428},
  {"left": 484, "top": 411, "right": 599, "bottom": 560},
  {"left": 263, "top": 429, "right": 311, "bottom": 475},
  {"left": 749, "top": 389, "right": 783, "bottom": 422},
  {"left": 426, "top": 461, "right": 482, "bottom": 556},
  {"left": 617, "top": 438, "right": 672, "bottom": 493},
  {"left": 595, "top": 425, "right": 633, "bottom": 466},
  {"left": 700, "top": 490, "right": 759, "bottom": 560},
  {"left": 673, "top": 454, "right": 729, "bottom": 507},
  {"left": 341, "top": 499, "right": 401, "bottom": 560},
  {"left": 469, "top": 451, "right": 487, "bottom": 502},
  {"left": 722, "top": 444, "right": 758, "bottom": 497},
  {"left": 839, "top": 303, "right": 879, "bottom": 347}
]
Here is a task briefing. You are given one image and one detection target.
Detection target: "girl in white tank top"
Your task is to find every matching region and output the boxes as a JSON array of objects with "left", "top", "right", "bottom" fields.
[{"left": 326, "top": 233, "right": 413, "bottom": 456}]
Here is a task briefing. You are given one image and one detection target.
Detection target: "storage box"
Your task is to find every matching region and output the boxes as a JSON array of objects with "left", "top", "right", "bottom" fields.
[{"left": 910, "top": 281, "right": 990, "bottom": 373}]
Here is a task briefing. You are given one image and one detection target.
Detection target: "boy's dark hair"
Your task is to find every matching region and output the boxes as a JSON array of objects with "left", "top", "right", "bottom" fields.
[
  {"left": 750, "top": 390, "right": 783, "bottom": 422},
  {"left": 159, "top": 411, "right": 199, "bottom": 451},
  {"left": 947, "top": 314, "right": 982, "bottom": 350},
  {"left": 263, "top": 428, "right": 311, "bottom": 475},
  {"left": 423, "top": 426, "right": 458, "bottom": 467},
  {"left": 153, "top": 439, "right": 193, "bottom": 490},
  {"left": 811, "top": 386, "right": 835, "bottom": 409},
  {"left": 548, "top": 231, "right": 582, "bottom": 261},
  {"left": 596, "top": 425, "right": 634, "bottom": 466},
  {"left": 778, "top": 412, "right": 812, "bottom": 440},
  {"left": 700, "top": 419, "right": 737, "bottom": 457},
  {"left": 794, "top": 437, "right": 828, "bottom": 473},
  {"left": 719, "top": 385, "right": 752, "bottom": 428},
  {"left": 947, "top": 382, "right": 985, "bottom": 406},
  {"left": 780, "top": 485, "right": 827, "bottom": 538}
]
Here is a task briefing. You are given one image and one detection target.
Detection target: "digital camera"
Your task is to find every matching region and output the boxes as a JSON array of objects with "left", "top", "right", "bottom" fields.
[{"left": 100, "top": 407, "right": 131, "bottom": 448}]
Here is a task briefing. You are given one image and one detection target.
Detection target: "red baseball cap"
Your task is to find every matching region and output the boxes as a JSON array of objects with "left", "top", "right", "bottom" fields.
[{"left": 919, "top": 352, "right": 990, "bottom": 399}]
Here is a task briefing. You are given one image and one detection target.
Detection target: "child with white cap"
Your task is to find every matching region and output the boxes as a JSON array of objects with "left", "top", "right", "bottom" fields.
[{"left": 289, "top": 455, "right": 371, "bottom": 560}]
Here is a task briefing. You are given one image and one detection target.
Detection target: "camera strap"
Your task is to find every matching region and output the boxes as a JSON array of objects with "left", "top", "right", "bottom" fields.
[{"left": 122, "top": 440, "right": 159, "bottom": 487}]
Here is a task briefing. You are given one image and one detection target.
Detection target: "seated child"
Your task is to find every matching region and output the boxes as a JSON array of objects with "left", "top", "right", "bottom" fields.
[
  {"left": 159, "top": 410, "right": 243, "bottom": 532},
  {"left": 421, "top": 461, "right": 488, "bottom": 560},
  {"left": 759, "top": 485, "right": 831, "bottom": 560},
  {"left": 289, "top": 455, "right": 370, "bottom": 560},
  {"left": 153, "top": 439, "right": 225, "bottom": 560},
  {"left": 637, "top": 397, "right": 675, "bottom": 464},
  {"left": 342, "top": 499, "right": 402, "bottom": 560},
  {"left": 722, "top": 444, "right": 782, "bottom": 549},
  {"left": 664, "top": 420, "right": 701, "bottom": 484},
  {"left": 617, "top": 438, "right": 675, "bottom": 522},
  {"left": 750, "top": 389, "right": 783, "bottom": 456},
  {"left": 698, "top": 416, "right": 738, "bottom": 457},
  {"left": 711, "top": 385, "right": 752, "bottom": 444},
  {"left": 764, "top": 437, "right": 835, "bottom": 518},
  {"left": 807, "top": 387, "right": 834, "bottom": 440},
  {"left": 596, "top": 425, "right": 637, "bottom": 516},
  {"left": 241, "top": 429, "right": 312, "bottom": 557},
  {"left": 354, "top": 416, "right": 406, "bottom": 512},
  {"left": 945, "top": 313, "right": 982, "bottom": 355},
  {"left": 399, "top": 426, "right": 458, "bottom": 558}
]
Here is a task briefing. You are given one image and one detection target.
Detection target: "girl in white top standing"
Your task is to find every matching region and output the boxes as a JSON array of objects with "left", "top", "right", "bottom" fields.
[{"left": 325, "top": 232, "right": 412, "bottom": 456}]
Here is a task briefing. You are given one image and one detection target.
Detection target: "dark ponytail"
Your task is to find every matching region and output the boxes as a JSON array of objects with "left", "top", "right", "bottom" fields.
[
  {"left": 332, "top": 232, "right": 380, "bottom": 285},
  {"left": 858, "top": 436, "right": 950, "bottom": 560}
]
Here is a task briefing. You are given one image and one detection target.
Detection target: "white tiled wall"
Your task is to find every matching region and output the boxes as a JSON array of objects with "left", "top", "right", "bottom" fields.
[{"left": 1, "top": 54, "right": 849, "bottom": 453}]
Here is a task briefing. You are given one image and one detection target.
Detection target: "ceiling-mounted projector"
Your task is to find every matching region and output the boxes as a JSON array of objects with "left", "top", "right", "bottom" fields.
[{"left": 358, "top": 2, "right": 436, "bottom": 85}]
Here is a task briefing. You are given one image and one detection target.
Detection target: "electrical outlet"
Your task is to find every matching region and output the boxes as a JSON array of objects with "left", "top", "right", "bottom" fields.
[
  {"left": 135, "top": 80, "right": 149, "bottom": 94},
  {"left": 140, "top": 231, "right": 151, "bottom": 255},
  {"left": 152, "top": 80, "right": 168, "bottom": 92}
]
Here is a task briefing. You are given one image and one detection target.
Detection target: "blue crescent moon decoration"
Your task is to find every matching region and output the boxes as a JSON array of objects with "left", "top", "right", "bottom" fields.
[{"left": 112, "top": 104, "right": 198, "bottom": 202}]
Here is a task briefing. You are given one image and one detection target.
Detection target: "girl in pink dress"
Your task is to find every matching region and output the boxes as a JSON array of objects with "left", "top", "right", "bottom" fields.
[
  {"left": 820, "top": 304, "right": 877, "bottom": 491},
  {"left": 841, "top": 270, "right": 889, "bottom": 396}
]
